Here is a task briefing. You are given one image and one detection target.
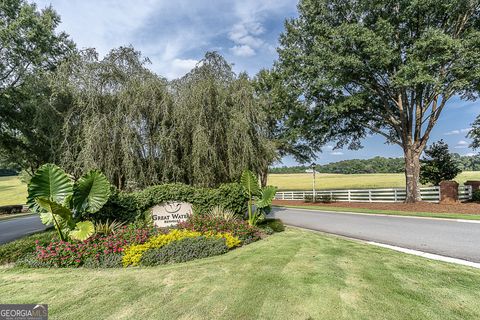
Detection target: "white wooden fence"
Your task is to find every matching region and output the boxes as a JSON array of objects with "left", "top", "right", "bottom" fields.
[{"left": 275, "top": 185, "right": 473, "bottom": 203}]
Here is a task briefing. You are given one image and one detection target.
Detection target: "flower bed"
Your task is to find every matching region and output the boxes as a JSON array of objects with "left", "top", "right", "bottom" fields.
[
  {"left": 31, "top": 226, "right": 158, "bottom": 267},
  {"left": 17, "top": 215, "right": 280, "bottom": 268}
]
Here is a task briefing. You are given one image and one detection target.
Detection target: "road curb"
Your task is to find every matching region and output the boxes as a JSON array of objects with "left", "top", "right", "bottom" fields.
[
  {"left": 0, "top": 212, "right": 34, "bottom": 222},
  {"left": 275, "top": 206, "right": 480, "bottom": 224},
  {"left": 367, "top": 241, "right": 480, "bottom": 269},
  {"left": 288, "top": 225, "right": 480, "bottom": 269}
]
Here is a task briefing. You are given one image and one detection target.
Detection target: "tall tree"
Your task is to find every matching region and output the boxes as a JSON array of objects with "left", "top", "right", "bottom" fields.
[
  {"left": 170, "top": 52, "right": 275, "bottom": 187},
  {"left": 0, "top": 0, "right": 74, "bottom": 172},
  {"left": 56, "top": 47, "right": 173, "bottom": 190},
  {"left": 254, "top": 69, "right": 321, "bottom": 186},
  {"left": 277, "top": 0, "right": 480, "bottom": 202}
]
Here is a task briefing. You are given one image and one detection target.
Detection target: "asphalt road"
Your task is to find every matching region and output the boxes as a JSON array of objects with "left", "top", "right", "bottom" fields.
[
  {"left": 0, "top": 215, "right": 46, "bottom": 244},
  {"left": 3, "top": 209, "right": 480, "bottom": 263},
  {"left": 270, "top": 207, "right": 480, "bottom": 263}
]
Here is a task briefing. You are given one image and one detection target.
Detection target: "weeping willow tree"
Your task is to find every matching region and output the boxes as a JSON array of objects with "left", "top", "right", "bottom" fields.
[
  {"left": 54, "top": 47, "right": 174, "bottom": 190},
  {"left": 54, "top": 49, "right": 275, "bottom": 189},
  {"left": 170, "top": 52, "right": 276, "bottom": 186}
]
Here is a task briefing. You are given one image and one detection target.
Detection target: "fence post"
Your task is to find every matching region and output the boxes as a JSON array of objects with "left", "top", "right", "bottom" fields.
[
  {"left": 368, "top": 190, "right": 372, "bottom": 202},
  {"left": 394, "top": 189, "right": 397, "bottom": 202},
  {"left": 281, "top": 192, "right": 284, "bottom": 200},
  {"left": 347, "top": 190, "right": 351, "bottom": 202}
]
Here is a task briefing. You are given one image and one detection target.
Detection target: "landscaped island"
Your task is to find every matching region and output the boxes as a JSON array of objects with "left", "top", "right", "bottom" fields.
[{"left": 0, "top": 164, "right": 280, "bottom": 268}]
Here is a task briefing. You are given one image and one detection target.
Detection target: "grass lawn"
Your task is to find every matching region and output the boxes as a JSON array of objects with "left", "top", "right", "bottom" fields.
[
  {"left": 0, "top": 176, "right": 27, "bottom": 206},
  {"left": 274, "top": 204, "right": 480, "bottom": 220},
  {"left": 2, "top": 228, "right": 480, "bottom": 320},
  {"left": 268, "top": 171, "right": 480, "bottom": 190}
]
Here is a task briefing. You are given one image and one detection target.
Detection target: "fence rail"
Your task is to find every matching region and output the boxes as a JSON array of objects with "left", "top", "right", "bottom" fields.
[{"left": 275, "top": 185, "right": 472, "bottom": 203}]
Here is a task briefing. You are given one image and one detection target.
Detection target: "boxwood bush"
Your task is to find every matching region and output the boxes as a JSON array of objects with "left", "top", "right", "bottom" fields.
[
  {"left": 140, "top": 236, "right": 228, "bottom": 266},
  {"left": 89, "top": 183, "right": 248, "bottom": 223},
  {"left": 472, "top": 189, "right": 480, "bottom": 202}
]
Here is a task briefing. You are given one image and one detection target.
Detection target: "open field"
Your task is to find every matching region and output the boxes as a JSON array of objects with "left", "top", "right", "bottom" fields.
[
  {"left": 2, "top": 172, "right": 480, "bottom": 205},
  {"left": 268, "top": 171, "right": 480, "bottom": 191},
  {"left": 0, "top": 176, "right": 27, "bottom": 206},
  {"left": 2, "top": 227, "right": 480, "bottom": 320}
]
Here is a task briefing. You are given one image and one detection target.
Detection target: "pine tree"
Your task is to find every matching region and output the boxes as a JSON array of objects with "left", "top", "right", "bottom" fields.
[{"left": 420, "top": 140, "right": 462, "bottom": 186}]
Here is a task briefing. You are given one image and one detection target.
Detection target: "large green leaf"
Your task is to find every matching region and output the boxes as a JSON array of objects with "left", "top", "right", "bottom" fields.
[
  {"left": 35, "top": 197, "right": 74, "bottom": 227},
  {"left": 256, "top": 186, "right": 277, "bottom": 209},
  {"left": 27, "top": 164, "right": 73, "bottom": 211},
  {"left": 69, "top": 221, "right": 95, "bottom": 241},
  {"left": 240, "top": 170, "right": 260, "bottom": 197},
  {"left": 39, "top": 212, "right": 54, "bottom": 225},
  {"left": 72, "top": 170, "right": 111, "bottom": 214}
]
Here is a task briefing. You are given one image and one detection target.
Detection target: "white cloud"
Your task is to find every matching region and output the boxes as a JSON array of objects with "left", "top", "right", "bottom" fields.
[
  {"left": 464, "top": 152, "right": 477, "bottom": 156},
  {"left": 445, "top": 130, "right": 460, "bottom": 135},
  {"left": 165, "top": 58, "right": 199, "bottom": 79},
  {"left": 445, "top": 128, "right": 472, "bottom": 135},
  {"left": 230, "top": 45, "right": 255, "bottom": 57},
  {"left": 454, "top": 140, "right": 470, "bottom": 149},
  {"left": 325, "top": 145, "right": 334, "bottom": 150},
  {"left": 228, "top": 0, "right": 293, "bottom": 57},
  {"left": 330, "top": 151, "right": 344, "bottom": 156}
]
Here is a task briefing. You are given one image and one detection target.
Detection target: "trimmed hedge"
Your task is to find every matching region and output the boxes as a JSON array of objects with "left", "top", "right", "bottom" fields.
[
  {"left": 140, "top": 237, "right": 228, "bottom": 266},
  {"left": 89, "top": 183, "right": 248, "bottom": 223}
]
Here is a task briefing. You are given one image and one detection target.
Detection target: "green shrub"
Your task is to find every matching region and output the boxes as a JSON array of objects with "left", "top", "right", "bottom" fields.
[
  {"left": 473, "top": 190, "right": 480, "bottom": 202},
  {"left": 15, "top": 254, "right": 50, "bottom": 268},
  {"left": 84, "top": 253, "right": 123, "bottom": 268},
  {"left": 93, "top": 183, "right": 247, "bottom": 223},
  {"left": 315, "top": 194, "right": 336, "bottom": 203},
  {"left": 0, "top": 231, "right": 55, "bottom": 265},
  {"left": 304, "top": 195, "right": 313, "bottom": 203},
  {"left": 260, "top": 225, "right": 274, "bottom": 235},
  {"left": 259, "top": 219, "right": 285, "bottom": 233},
  {"left": 140, "top": 236, "right": 228, "bottom": 266}
]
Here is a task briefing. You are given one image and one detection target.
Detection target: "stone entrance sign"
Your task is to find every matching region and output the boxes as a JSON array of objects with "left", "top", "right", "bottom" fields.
[{"left": 151, "top": 201, "right": 193, "bottom": 228}]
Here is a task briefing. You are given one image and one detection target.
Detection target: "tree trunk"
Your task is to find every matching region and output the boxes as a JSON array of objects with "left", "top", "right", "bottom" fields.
[
  {"left": 259, "top": 166, "right": 268, "bottom": 187},
  {"left": 404, "top": 149, "right": 422, "bottom": 203}
]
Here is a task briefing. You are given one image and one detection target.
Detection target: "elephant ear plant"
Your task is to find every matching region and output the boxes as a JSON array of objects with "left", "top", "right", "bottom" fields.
[
  {"left": 240, "top": 170, "right": 277, "bottom": 226},
  {"left": 27, "top": 164, "right": 111, "bottom": 241}
]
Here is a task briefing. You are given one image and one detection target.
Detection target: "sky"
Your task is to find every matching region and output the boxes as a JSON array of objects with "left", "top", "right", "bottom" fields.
[{"left": 34, "top": 0, "right": 480, "bottom": 166}]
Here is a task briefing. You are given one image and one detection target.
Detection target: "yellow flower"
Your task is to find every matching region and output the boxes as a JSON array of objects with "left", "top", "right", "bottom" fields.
[{"left": 122, "top": 229, "right": 241, "bottom": 267}]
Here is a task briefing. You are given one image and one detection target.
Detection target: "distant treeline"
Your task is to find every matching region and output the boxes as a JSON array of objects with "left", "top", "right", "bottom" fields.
[
  {"left": 0, "top": 169, "right": 18, "bottom": 176},
  {"left": 270, "top": 155, "right": 480, "bottom": 174}
]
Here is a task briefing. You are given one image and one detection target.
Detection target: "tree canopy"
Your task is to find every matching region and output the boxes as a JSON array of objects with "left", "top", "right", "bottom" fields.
[
  {"left": 55, "top": 49, "right": 275, "bottom": 190},
  {"left": 0, "top": 0, "right": 74, "bottom": 173},
  {"left": 277, "top": 0, "right": 480, "bottom": 202}
]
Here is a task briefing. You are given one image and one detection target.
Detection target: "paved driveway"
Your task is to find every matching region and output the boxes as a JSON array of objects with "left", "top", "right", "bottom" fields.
[
  {"left": 0, "top": 215, "right": 46, "bottom": 244},
  {"left": 270, "top": 207, "right": 480, "bottom": 262}
]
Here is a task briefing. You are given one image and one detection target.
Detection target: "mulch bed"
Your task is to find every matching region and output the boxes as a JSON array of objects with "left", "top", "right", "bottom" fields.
[{"left": 273, "top": 200, "right": 480, "bottom": 215}]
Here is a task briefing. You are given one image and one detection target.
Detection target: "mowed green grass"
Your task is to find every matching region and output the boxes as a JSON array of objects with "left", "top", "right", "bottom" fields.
[
  {"left": 2, "top": 228, "right": 480, "bottom": 320},
  {"left": 269, "top": 171, "right": 480, "bottom": 190},
  {"left": 0, "top": 176, "right": 27, "bottom": 206}
]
